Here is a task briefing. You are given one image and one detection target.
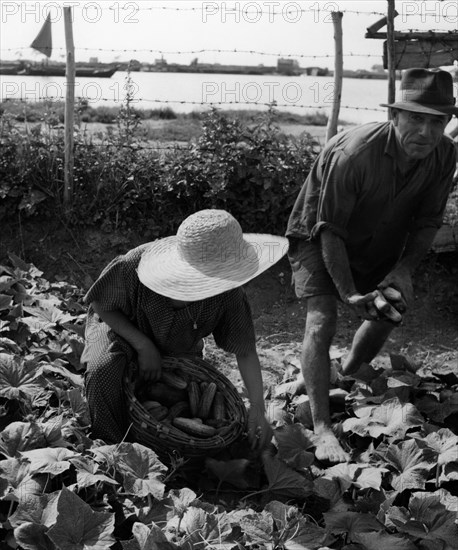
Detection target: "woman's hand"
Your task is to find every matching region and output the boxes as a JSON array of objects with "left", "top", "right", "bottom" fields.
[
  {"left": 136, "top": 340, "right": 162, "bottom": 383},
  {"left": 248, "top": 402, "right": 273, "bottom": 451}
]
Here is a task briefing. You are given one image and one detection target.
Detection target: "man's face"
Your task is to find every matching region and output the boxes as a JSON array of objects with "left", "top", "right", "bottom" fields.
[{"left": 392, "top": 109, "right": 450, "bottom": 160}]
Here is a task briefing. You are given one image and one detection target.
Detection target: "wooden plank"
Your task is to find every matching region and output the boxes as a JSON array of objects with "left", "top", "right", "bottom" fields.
[
  {"left": 367, "top": 31, "right": 458, "bottom": 40},
  {"left": 383, "top": 40, "right": 458, "bottom": 69},
  {"left": 386, "top": 0, "right": 396, "bottom": 116},
  {"left": 366, "top": 10, "right": 398, "bottom": 35},
  {"left": 64, "top": 7, "right": 75, "bottom": 213}
]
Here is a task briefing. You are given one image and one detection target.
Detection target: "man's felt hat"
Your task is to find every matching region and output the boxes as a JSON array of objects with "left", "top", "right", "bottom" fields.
[
  {"left": 138, "top": 209, "right": 289, "bottom": 301},
  {"left": 380, "top": 68, "right": 458, "bottom": 116}
]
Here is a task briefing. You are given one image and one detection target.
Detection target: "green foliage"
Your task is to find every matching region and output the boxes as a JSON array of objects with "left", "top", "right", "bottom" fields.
[
  {"left": 148, "top": 106, "right": 318, "bottom": 235},
  {"left": 0, "top": 103, "right": 318, "bottom": 236}
]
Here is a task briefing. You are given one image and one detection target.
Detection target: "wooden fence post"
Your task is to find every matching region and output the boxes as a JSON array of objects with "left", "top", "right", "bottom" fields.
[
  {"left": 63, "top": 7, "right": 75, "bottom": 212},
  {"left": 386, "top": 0, "right": 396, "bottom": 119},
  {"left": 325, "top": 11, "right": 343, "bottom": 142}
]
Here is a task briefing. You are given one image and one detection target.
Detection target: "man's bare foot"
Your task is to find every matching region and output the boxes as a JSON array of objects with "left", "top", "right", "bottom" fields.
[{"left": 312, "top": 429, "right": 350, "bottom": 463}]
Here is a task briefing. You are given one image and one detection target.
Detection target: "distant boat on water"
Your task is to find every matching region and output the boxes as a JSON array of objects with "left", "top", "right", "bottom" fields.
[
  {"left": 0, "top": 62, "right": 23, "bottom": 75},
  {"left": 0, "top": 61, "right": 118, "bottom": 78}
]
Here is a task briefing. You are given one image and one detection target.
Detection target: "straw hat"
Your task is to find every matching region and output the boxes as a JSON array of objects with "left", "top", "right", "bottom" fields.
[
  {"left": 137, "top": 209, "right": 289, "bottom": 300},
  {"left": 381, "top": 68, "right": 458, "bottom": 116}
]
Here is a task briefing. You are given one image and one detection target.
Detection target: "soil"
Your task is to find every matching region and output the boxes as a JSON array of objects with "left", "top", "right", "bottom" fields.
[{"left": 1, "top": 216, "right": 457, "bottom": 391}]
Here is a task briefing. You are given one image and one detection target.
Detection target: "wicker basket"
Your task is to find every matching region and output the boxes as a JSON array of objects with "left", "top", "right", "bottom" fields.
[{"left": 124, "top": 356, "right": 247, "bottom": 460}]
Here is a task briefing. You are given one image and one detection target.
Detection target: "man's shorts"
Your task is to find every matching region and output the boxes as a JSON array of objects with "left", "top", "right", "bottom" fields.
[
  {"left": 288, "top": 238, "right": 389, "bottom": 299},
  {"left": 288, "top": 238, "right": 338, "bottom": 299}
]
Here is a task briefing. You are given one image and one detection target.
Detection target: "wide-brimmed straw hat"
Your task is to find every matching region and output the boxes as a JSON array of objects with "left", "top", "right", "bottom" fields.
[
  {"left": 138, "top": 209, "right": 289, "bottom": 300},
  {"left": 380, "top": 68, "right": 458, "bottom": 116}
]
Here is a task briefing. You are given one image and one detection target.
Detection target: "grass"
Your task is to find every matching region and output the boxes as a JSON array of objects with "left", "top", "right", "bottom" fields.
[
  {"left": 1, "top": 99, "right": 337, "bottom": 144},
  {"left": 139, "top": 118, "right": 203, "bottom": 142},
  {"left": 0, "top": 99, "right": 331, "bottom": 126}
]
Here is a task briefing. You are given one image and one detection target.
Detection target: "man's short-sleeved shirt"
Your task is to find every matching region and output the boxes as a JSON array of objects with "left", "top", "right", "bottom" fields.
[
  {"left": 286, "top": 121, "right": 456, "bottom": 282},
  {"left": 82, "top": 244, "right": 256, "bottom": 360}
]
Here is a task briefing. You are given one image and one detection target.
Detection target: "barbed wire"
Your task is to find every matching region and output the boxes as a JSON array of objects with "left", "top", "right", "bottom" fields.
[
  {"left": 1, "top": 95, "right": 387, "bottom": 113},
  {"left": 0, "top": 45, "right": 385, "bottom": 59}
]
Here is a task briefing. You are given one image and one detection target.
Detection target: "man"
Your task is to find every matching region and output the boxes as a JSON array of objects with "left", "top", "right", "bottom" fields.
[{"left": 286, "top": 68, "right": 458, "bottom": 463}]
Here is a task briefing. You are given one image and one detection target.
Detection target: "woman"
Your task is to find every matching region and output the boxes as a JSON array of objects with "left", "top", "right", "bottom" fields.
[{"left": 81, "top": 209, "right": 288, "bottom": 449}]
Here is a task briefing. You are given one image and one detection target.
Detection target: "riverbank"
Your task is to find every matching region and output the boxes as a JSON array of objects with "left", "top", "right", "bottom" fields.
[{"left": 1, "top": 99, "right": 334, "bottom": 146}]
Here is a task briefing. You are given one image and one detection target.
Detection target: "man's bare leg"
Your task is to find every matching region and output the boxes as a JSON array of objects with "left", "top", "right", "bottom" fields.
[
  {"left": 301, "top": 295, "right": 350, "bottom": 463},
  {"left": 342, "top": 320, "right": 395, "bottom": 375}
]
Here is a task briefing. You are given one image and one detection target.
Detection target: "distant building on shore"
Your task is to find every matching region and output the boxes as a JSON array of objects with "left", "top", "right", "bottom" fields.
[{"left": 303, "top": 66, "right": 330, "bottom": 76}]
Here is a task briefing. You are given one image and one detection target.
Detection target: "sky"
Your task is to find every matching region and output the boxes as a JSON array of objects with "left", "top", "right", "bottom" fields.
[{"left": 0, "top": 0, "right": 457, "bottom": 71}]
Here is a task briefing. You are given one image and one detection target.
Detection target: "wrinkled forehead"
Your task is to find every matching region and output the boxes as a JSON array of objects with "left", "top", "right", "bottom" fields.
[{"left": 394, "top": 108, "right": 450, "bottom": 123}]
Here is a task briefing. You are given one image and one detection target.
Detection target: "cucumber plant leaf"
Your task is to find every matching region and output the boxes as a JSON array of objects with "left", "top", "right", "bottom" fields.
[
  {"left": 115, "top": 442, "right": 167, "bottom": 499},
  {"left": 38, "top": 415, "right": 72, "bottom": 449},
  {"left": 0, "top": 421, "right": 47, "bottom": 456},
  {"left": 168, "top": 487, "right": 197, "bottom": 517},
  {"left": 342, "top": 398, "right": 424, "bottom": 439},
  {"left": 0, "top": 294, "right": 12, "bottom": 311},
  {"left": 131, "top": 521, "right": 177, "bottom": 550},
  {"left": 323, "top": 462, "right": 388, "bottom": 491},
  {"left": 273, "top": 424, "right": 315, "bottom": 470},
  {"left": 413, "top": 489, "right": 458, "bottom": 515},
  {"left": 22, "top": 305, "right": 75, "bottom": 333},
  {"left": 228, "top": 509, "right": 273, "bottom": 546},
  {"left": 378, "top": 439, "right": 436, "bottom": 491},
  {"left": 355, "top": 531, "right": 418, "bottom": 549},
  {"left": 387, "top": 494, "right": 458, "bottom": 547},
  {"left": 323, "top": 510, "right": 383, "bottom": 541},
  {"left": 46, "top": 487, "right": 116, "bottom": 550},
  {"left": 416, "top": 393, "right": 458, "bottom": 423},
  {"left": 20, "top": 447, "right": 79, "bottom": 476},
  {"left": 264, "top": 501, "right": 329, "bottom": 550},
  {"left": 205, "top": 457, "right": 251, "bottom": 489},
  {"left": 0, "top": 457, "right": 33, "bottom": 495},
  {"left": 313, "top": 477, "right": 349, "bottom": 512},
  {"left": 180, "top": 507, "right": 233, "bottom": 548},
  {"left": 9, "top": 492, "right": 59, "bottom": 528},
  {"left": 13, "top": 523, "right": 55, "bottom": 550},
  {"left": 66, "top": 388, "right": 91, "bottom": 424},
  {"left": 70, "top": 456, "right": 118, "bottom": 488},
  {"left": 40, "top": 363, "right": 84, "bottom": 389},
  {"left": 0, "top": 353, "right": 46, "bottom": 400},
  {"left": 423, "top": 428, "right": 458, "bottom": 466},
  {"left": 261, "top": 450, "right": 314, "bottom": 498}
]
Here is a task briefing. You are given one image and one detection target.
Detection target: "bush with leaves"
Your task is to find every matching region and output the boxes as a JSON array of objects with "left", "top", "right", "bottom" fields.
[
  {"left": 0, "top": 105, "right": 317, "bottom": 236},
  {"left": 161, "top": 107, "right": 318, "bottom": 234}
]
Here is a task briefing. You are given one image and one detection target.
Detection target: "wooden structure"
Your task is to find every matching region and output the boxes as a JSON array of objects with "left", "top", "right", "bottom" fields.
[
  {"left": 63, "top": 7, "right": 75, "bottom": 212},
  {"left": 366, "top": 9, "right": 458, "bottom": 70},
  {"left": 326, "top": 11, "right": 343, "bottom": 142}
]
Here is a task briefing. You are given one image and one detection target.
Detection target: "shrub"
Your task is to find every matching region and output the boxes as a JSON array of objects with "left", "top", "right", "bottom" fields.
[
  {"left": 0, "top": 105, "right": 318, "bottom": 236},
  {"left": 160, "top": 107, "right": 318, "bottom": 234}
]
